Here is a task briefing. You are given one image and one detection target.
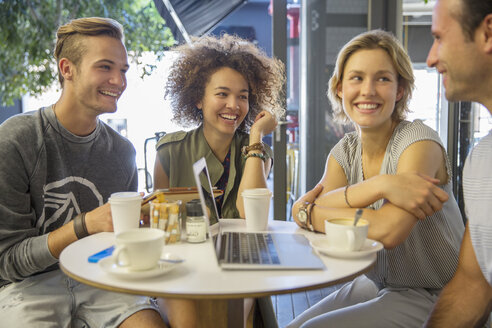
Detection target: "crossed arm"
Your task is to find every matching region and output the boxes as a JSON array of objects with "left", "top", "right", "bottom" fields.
[
  {"left": 293, "top": 140, "right": 450, "bottom": 249},
  {"left": 424, "top": 224, "right": 492, "bottom": 327}
]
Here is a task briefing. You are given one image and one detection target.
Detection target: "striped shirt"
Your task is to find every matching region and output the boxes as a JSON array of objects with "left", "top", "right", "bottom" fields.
[
  {"left": 331, "top": 120, "right": 464, "bottom": 289},
  {"left": 464, "top": 129, "right": 492, "bottom": 285}
]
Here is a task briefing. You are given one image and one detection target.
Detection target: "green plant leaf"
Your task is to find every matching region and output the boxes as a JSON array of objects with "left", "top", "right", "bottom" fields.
[{"left": 0, "top": 0, "right": 175, "bottom": 106}]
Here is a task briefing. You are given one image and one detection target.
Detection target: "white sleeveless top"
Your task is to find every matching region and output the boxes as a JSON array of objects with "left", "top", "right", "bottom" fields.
[
  {"left": 331, "top": 120, "right": 464, "bottom": 289},
  {"left": 464, "top": 130, "right": 492, "bottom": 285}
]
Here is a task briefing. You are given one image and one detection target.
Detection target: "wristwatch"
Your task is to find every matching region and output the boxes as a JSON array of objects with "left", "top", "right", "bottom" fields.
[{"left": 297, "top": 201, "right": 314, "bottom": 231}]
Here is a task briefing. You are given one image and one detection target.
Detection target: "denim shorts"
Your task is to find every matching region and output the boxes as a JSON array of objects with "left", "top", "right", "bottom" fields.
[{"left": 0, "top": 270, "right": 159, "bottom": 328}]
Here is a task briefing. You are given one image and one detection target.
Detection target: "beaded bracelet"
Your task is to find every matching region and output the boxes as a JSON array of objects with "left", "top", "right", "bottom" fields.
[
  {"left": 73, "top": 213, "right": 89, "bottom": 239},
  {"left": 241, "top": 142, "right": 265, "bottom": 156},
  {"left": 244, "top": 152, "right": 267, "bottom": 162}
]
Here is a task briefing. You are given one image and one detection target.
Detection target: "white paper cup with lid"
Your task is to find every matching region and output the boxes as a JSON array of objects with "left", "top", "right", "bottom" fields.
[
  {"left": 242, "top": 188, "right": 272, "bottom": 231},
  {"left": 109, "top": 192, "right": 142, "bottom": 236}
]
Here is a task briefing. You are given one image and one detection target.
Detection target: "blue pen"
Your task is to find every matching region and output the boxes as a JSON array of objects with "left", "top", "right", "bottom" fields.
[{"left": 88, "top": 245, "right": 115, "bottom": 263}]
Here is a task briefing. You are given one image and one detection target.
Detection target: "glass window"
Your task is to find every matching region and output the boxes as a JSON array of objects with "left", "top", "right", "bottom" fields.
[{"left": 407, "top": 66, "right": 440, "bottom": 133}]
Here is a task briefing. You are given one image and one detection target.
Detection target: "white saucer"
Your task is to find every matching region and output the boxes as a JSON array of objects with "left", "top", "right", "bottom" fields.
[
  {"left": 310, "top": 238, "right": 383, "bottom": 259},
  {"left": 99, "top": 257, "right": 179, "bottom": 279}
]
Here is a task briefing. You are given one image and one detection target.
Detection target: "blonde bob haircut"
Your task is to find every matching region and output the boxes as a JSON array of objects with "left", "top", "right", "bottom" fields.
[
  {"left": 54, "top": 17, "right": 124, "bottom": 87},
  {"left": 327, "top": 29, "right": 415, "bottom": 124}
]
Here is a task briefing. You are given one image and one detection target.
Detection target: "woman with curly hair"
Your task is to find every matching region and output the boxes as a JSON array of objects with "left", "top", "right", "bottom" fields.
[
  {"left": 154, "top": 34, "right": 285, "bottom": 221},
  {"left": 153, "top": 34, "right": 285, "bottom": 327}
]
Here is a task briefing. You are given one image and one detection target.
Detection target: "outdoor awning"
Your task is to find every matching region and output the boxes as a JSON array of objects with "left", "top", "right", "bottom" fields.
[{"left": 153, "top": 0, "right": 247, "bottom": 44}]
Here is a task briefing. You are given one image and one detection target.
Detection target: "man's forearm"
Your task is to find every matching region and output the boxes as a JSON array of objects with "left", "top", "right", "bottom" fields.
[
  {"left": 426, "top": 282, "right": 489, "bottom": 326},
  {"left": 425, "top": 263, "right": 492, "bottom": 327},
  {"left": 47, "top": 221, "right": 79, "bottom": 259},
  {"left": 426, "top": 225, "right": 492, "bottom": 328}
]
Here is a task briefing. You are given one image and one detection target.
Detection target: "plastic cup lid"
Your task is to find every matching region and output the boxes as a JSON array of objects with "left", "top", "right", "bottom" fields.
[
  {"left": 109, "top": 191, "right": 142, "bottom": 202},
  {"left": 241, "top": 188, "right": 272, "bottom": 197}
]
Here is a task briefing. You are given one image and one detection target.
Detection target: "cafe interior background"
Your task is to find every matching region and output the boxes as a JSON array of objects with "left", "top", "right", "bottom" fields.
[{"left": 3, "top": 0, "right": 491, "bottom": 223}]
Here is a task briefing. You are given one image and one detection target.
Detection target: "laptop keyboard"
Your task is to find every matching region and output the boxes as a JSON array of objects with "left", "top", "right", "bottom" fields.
[{"left": 221, "top": 232, "right": 280, "bottom": 265}]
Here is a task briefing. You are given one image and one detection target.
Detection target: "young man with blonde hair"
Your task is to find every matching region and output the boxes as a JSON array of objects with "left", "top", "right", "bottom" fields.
[
  {"left": 0, "top": 17, "right": 166, "bottom": 327},
  {"left": 424, "top": 0, "right": 492, "bottom": 326}
]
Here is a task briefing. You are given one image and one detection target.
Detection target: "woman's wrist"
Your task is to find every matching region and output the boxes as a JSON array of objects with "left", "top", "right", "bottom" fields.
[
  {"left": 242, "top": 142, "right": 265, "bottom": 155},
  {"left": 248, "top": 129, "right": 262, "bottom": 144},
  {"left": 378, "top": 174, "right": 391, "bottom": 200}
]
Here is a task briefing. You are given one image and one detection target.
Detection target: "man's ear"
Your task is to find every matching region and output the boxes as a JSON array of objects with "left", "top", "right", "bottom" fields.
[
  {"left": 481, "top": 13, "right": 492, "bottom": 54},
  {"left": 196, "top": 101, "right": 202, "bottom": 110},
  {"left": 59, "top": 58, "right": 75, "bottom": 81}
]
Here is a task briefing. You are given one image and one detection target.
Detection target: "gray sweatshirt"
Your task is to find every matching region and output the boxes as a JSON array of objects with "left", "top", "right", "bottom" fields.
[{"left": 0, "top": 106, "right": 137, "bottom": 287}]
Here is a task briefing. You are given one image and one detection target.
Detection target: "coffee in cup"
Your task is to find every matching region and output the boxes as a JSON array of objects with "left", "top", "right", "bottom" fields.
[
  {"left": 112, "top": 228, "right": 164, "bottom": 271},
  {"left": 324, "top": 217, "right": 369, "bottom": 251}
]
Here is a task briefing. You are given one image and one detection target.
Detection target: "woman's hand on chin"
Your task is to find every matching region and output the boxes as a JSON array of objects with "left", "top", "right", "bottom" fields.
[{"left": 250, "top": 110, "right": 277, "bottom": 140}]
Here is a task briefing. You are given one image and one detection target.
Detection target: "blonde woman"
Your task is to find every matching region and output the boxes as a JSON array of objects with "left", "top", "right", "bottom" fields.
[{"left": 289, "top": 30, "right": 464, "bottom": 328}]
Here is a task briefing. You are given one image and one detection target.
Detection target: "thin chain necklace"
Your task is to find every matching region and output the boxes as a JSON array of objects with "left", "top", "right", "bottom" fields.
[{"left": 52, "top": 104, "right": 97, "bottom": 214}]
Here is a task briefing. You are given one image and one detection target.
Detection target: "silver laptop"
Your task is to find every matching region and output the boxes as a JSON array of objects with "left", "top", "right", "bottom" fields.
[{"left": 192, "top": 157, "right": 325, "bottom": 270}]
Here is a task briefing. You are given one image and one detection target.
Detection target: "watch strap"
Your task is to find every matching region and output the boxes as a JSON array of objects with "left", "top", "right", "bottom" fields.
[
  {"left": 306, "top": 202, "right": 315, "bottom": 232},
  {"left": 298, "top": 201, "right": 315, "bottom": 231}
]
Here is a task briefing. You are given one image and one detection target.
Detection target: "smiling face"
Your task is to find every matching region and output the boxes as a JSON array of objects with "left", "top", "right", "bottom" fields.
[
  {"left": 426, "top": 0, "right": 485, "bottom": 102},
  {"left": 68, "top": 35, "right": 129, "bottom": 115},
  {"left": 197, "top": 66, "right": 249, "bottom": 138},
  {"left": 337, "top": 48, "right": 403, "bottom": 130}
]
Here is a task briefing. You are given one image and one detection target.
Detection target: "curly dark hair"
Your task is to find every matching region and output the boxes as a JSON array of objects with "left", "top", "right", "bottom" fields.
[{"left": 165, "top": 34, "right": 286, "bottom": 131}]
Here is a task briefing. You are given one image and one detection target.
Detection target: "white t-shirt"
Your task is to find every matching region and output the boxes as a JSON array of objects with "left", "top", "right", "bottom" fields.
[{"left": 464, "top": 130, "right": 492, "bottom": 285}]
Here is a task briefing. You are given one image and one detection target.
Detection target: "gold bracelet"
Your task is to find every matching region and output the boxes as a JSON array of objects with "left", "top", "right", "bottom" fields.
[{"left": 344, "top": 185, "right": 353, "bottom": 208}]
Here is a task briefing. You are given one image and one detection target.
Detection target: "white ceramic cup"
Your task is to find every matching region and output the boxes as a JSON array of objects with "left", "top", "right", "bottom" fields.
[
  {"left": 109, "top": 192, "right": 142, "bottom": 236},
  {"left": 112, "top": 228, "right": 165, "bottom": 271},
  {"left": 324, "top": 218, "right": 369, "bottom": 251},
  {"left": 241, "top": 188, "right": 272, "bottom": 231}
]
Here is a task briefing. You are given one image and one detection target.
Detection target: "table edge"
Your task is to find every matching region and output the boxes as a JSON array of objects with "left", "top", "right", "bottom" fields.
[{"left": 60, "top": 259, "right": 375, "bottom": 300}]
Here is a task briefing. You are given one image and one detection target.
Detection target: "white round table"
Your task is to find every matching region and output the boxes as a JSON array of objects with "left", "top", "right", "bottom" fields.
[{"left": 60, "top": 219, "right": 376, "bottom": 327}]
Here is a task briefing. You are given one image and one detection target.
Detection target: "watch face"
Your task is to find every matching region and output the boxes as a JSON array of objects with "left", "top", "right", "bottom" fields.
[{"left": 297, "top": 209, "right": 307, "bottom": 223}]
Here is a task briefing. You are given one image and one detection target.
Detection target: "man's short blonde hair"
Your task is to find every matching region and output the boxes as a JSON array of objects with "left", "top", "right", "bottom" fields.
[{"left": 54, "top": 17, "right": 124, "bottom": 86}]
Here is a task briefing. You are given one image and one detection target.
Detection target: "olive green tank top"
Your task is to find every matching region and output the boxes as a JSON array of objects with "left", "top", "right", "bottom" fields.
[{"left": 155, "top": 125, "right": 272, "bottom": 223}]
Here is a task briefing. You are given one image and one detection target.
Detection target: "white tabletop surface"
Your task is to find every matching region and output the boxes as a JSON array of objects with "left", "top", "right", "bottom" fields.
[{"left": 60, "top": 219, "right": 376, "bottom": 299}]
